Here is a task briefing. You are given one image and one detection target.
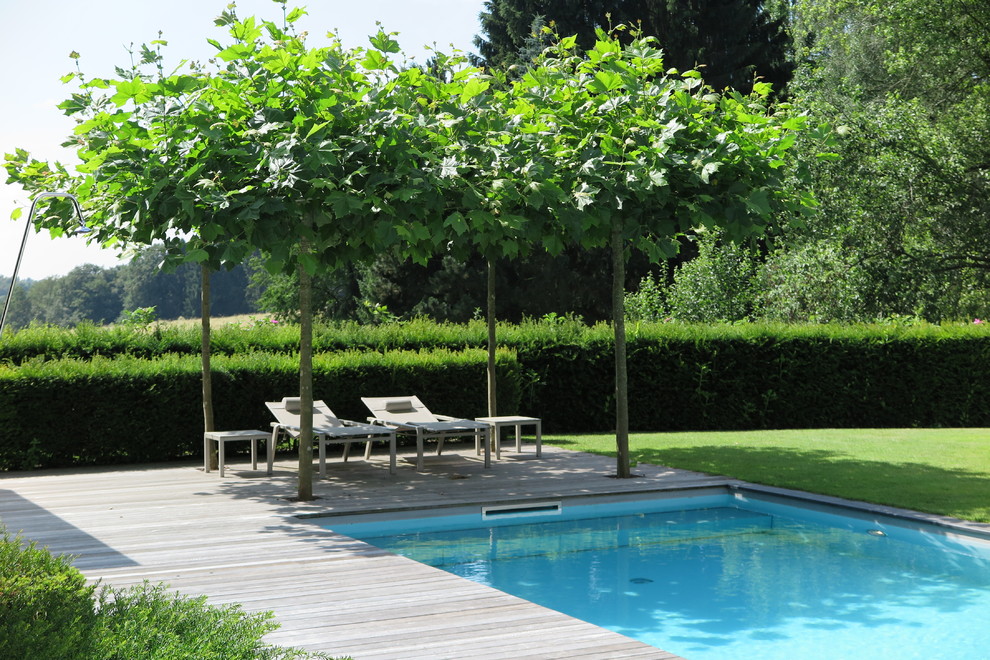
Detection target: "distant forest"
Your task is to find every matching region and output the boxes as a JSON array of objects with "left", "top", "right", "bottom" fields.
[
  {"left": 0, "top": 245, "right": 257, "bottom": 328},
  {"left": 0, "top": 242, "right": 655, "bottom": 328}
]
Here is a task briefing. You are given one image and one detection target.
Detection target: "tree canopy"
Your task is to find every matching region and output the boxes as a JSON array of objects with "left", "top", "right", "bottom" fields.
[{"left": 6, "top": 5, "right": 816, "bottom": 481}]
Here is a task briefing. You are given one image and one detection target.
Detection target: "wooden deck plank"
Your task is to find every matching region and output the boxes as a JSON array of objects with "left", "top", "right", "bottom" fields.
[{"left": 0, "top": 445, "right": 701, "bottom": 659}]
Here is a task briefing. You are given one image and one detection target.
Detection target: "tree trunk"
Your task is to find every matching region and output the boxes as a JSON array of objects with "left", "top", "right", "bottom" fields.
[
  {"left": 486, "top": 257, "right": 497, "bottom": 417},
  {"left": 201, "top": 265, "right": 216, "bottom": 470},
  {"left": 297, "top": 238, "right": 315, "bottom": 501},
  {"left": 611, "top": 221, "right": 631, "bottom": 478}
]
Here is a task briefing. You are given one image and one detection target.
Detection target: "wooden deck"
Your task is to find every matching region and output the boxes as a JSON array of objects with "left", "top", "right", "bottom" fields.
[{"left": 0, "top": 443, "right": 730, "bottom": 659}]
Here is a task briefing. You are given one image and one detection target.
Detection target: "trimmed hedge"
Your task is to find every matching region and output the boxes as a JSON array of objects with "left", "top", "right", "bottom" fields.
[
  {"left": 623, "top": 326, "right": 990, "bottom": 432},
  {"left": 0, "top": 319, "right": 492, "bottom": 363},
  {"left": 0, "top": 349, "right": 522, "bottom": 470},
  {"left": 1, "top": 321, "right": 989, "bottom": 470}
]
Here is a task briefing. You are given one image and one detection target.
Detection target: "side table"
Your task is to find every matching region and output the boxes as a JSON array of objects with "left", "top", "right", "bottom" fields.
[
  {"left": 475, "top": 416, "right": 542, "bottom": 460},
  {"left": 203, "top": 430, "right": 271, "bottom": 477}
]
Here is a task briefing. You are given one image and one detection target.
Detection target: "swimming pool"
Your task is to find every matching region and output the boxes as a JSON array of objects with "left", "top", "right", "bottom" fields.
[{"left": 323, "top": 488, "right": 990, "bottom": 660}]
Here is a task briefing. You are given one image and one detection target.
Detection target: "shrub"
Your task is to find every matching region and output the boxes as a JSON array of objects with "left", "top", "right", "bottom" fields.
[
  {"left": 0, "top": 530, "right": 97, "bottom": 659},
  {"left": 0, "top": 529, "right": 342, "bottom": 660},
  {"left": 92, "top": 582, "right": 331, "bottom": 660}
]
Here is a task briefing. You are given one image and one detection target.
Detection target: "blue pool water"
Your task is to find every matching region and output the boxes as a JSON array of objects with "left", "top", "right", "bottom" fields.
[{"left": 325, "top": 491, "right": 990, "bottom": 660}]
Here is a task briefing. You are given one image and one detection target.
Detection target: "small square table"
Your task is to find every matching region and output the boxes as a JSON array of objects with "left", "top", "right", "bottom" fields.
[
  {"left": 475, "top": 416, "right": 542, "bottom": 460},
  {"left": 203, "top": 430, "right": 271, "bottom": 477}
]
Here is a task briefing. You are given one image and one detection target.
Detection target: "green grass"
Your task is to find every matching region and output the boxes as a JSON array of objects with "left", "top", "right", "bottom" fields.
[{"left": 548, "top": 428, "right": 990, "bottom": 523}]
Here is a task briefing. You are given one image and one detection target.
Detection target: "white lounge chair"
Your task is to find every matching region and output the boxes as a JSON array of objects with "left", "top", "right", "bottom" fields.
[
  {"left": 361, "top": 395, "right": 490, "bottom": 471},
  {"left": 266, "top": 397, "right": 397, "bottom": 477}
]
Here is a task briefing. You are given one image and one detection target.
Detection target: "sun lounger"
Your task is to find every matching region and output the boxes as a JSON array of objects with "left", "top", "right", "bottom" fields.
[
  {"left": 361, "top": 395, "right": 491, "bottom": 471},
  {"left": 266, "top": 397, "right": 397, "bottom": 477}
]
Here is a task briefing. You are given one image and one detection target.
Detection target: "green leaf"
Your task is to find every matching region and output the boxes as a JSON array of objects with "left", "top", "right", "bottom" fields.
[
  {"left": 299, "top": 252, "right": 319, "bottom": 276},
  {"left": 782, "top": 116, "right": 806, "bottom": 131},
  {"left": 459, "top": 77, "right": 490, "bottom": 105},
  {"left": 186, "top": 248, "right": 210, "bottom": 263},
  {"left": 362, "top": 50, "right": 388, "bottom": 71},
  {"left": 588, "top": 70, "right": 623, "bottom": 94},
  {"left": 369, "top": 30, "right": 401, "bottom": 54},
  {"left": 700, "top": 161, "right": 721, "bottom": 184},
  {"left": 746, "top": 189, "right": 771, "bottom": 216},
  {"left": 285, "top": 7, "right": 307, "bottom": 24},
  {"left": 216, "top": 43, "right": 254, "bottom": 63},
  {"left": 468, "top": 209, "right": 496, "bottom": 229},
  {"left": 751, "top": 81, "right": 773, "bottom": 98},
  {"left": 444, "top": 211, "right": 468, "bottom": 236},
  {"left": 110, "top": 79, "right": 151, "bottom": 106}
]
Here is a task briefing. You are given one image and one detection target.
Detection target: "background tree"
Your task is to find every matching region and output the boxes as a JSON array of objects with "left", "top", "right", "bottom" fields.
[
  {"left": 475, "top": 0, "right": 794, "bottom": 93},
  {"left": 626, "top": 229, "right": 759, "bottom": 322},
  {"left": 246, "top": 258, "right": 359, "bottom": 322},
  {"left": 0, "top": 277, "right": 33, "bottom": 330},
  {"left": 356, "top": 246, "right": 653, "bottom": 322},
  {"left": 117, "top": 245, "right": 253, "bottom": 320},
  {"left": 4, "top": 266, "right": 120, "bottom": 327},
  {"left": 756, "top": 0, "right": 990, "bottom": 322},
  {"left": 117, "top": 247, "right": 199, "bottom": 320}
]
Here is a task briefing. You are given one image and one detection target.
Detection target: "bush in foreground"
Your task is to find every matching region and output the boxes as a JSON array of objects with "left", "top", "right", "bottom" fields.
[
  {"left": 92, "top": 582, "right": 332, "bottom": 660},
  {"left": 0, "top": 530, "right": 97, "bottom": 659},
  {"left": 0, "top": 529, "right": 343, "bottom": 659}
]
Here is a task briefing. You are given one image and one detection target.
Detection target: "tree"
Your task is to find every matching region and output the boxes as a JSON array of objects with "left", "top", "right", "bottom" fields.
[
  {"left": 58, "top": 264, "right": 122, "bottom": 324},
  {"left": 0, "top": 277, "right": 32, "bottom": 331},
  {"left": 5, "top": 35, "right": 250, "bottom": 471},
  {"left": 247, "top": 258, "right": 360, "bottom": 322},
  {"left": 626, "top": 229, "right": 760, "bottom": 323},
  {"left": 6, "top": 5, "right": 451, "bottom": 499},
  {"left": 117, "top": 246, "right": 198, "bottom": 319},
  {"left": 763, "top": 0, "right": 990, "bottom": 321},
  {"left": 423, "top": 46, "right": 576, "bottom": 417},
  {"left": 475, "top": 0, "right": 795, "bottom": 93},
  {"left": 510, "top": 28, "right": 815, "bottom": 475}
]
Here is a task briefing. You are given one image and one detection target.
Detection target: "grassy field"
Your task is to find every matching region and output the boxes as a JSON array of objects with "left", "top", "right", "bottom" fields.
[
  {"left": 154, "top": 314, "right": 263, "bottom": 328},
  {"left": 548, "top": 428, "right": 990, "bottom": 523}
]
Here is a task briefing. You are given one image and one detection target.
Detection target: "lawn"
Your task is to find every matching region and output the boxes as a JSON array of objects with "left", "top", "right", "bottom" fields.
[{"left": 548, "top": 428, "right": 990, "bottom": 523}]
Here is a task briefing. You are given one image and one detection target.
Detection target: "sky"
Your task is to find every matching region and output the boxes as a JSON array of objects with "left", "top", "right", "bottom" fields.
[{"left": 0, "top": 0, "right": 485, "bottom": 281}]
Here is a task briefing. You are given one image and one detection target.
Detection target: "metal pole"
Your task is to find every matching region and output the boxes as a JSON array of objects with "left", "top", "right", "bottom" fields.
[{"left": 0, "top": 192, "right": 85, "bottom": 339}]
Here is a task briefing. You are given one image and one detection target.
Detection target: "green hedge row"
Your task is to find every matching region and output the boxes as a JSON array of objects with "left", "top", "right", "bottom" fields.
[
  {"left": 528, "top": 323, "right": 990, "bottom": 433},
  {"left": 0, "top": 317, "right": 605, "bottom": 363},
  {"left": 0, "top": 319, "right": 496, "bottom": 363},
  {"left": 0, "top": 349, "right": 522, "bottom": 470},
  {"left": 2, "top": 321, "right": 988, "bottom": 470}
]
